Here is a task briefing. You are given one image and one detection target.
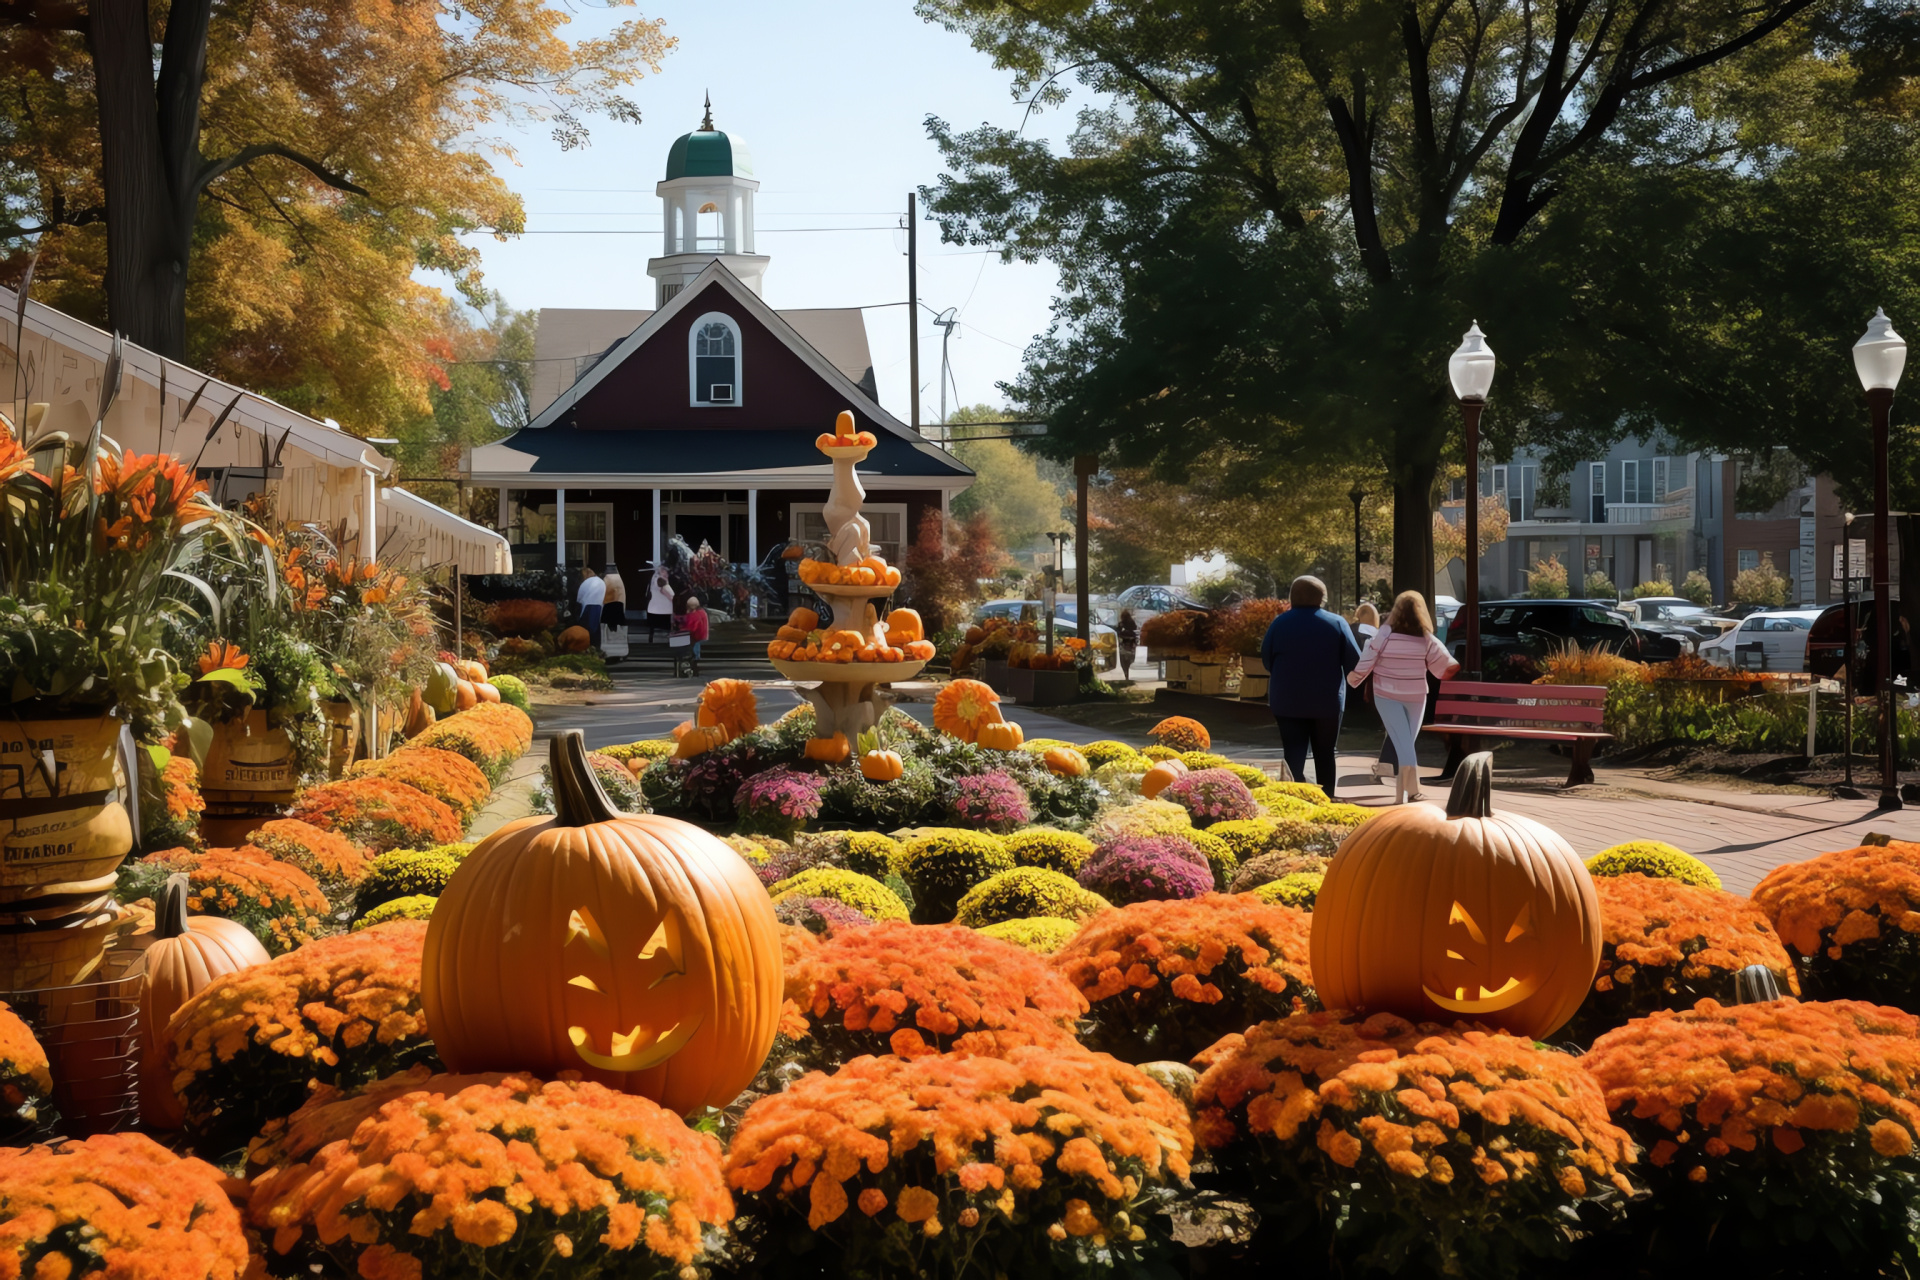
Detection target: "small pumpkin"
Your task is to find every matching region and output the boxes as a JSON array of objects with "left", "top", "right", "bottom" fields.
[
  {"left": 459, "top": 659, "right": 489, "bottom": 682},
  {"left": 932, "top": 679, "right": 1003, "bottom": 743},
  {"left": 789, "top": 607, "right": 820, "bottom": 632},
  {"left": 403, "top": 689, "right": 436, "bottom": 739},
  {"left": 1310, "top": 752, "right": 1601, "bottom": 1040},
  {"left": 977, "top": 720, "right": 1026, "bottom": 751},
  {"left": 138, "top": 874, "right": 271, "bottom": 1128},
  {"left": 423, "top": 731, "right": 783, "bottom": 1114},
  {"left": 1140, "top": 758, "right": 1190, "bottom": 800},
  {"left": 860, "top": 750, "right": 904, "bottom": 781},
  {"left": 454, "top": 679, "right": 479, "bottom": 712},
  {"left": 804, "top": 733, "right": 852, "bottom": 764},
  {"left": 474, "top": 682, "right": 502, "bottom": 704},
  {"left": 675, "top": 725, "right": 729, "bottom": 759},
  {"left": 885, "top": 608, "right": 925, "bottom": 645},
  {"left": 1044, "top": 746, "right": 1090, "bottom": 778},
  {"left": 964, "top": 625, "right": 986, "bottom": 645},
  {"left": 558, "top": 625, "right": 591, "bottom": 653}
]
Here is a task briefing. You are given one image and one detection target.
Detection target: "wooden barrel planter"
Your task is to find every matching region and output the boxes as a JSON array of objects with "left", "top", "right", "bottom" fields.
[
  {"left": 0, "top": 900, "right": 135, "bottom": 991},
  {"left": 0, "top": 715, "right": 134, "bottom": 916}
]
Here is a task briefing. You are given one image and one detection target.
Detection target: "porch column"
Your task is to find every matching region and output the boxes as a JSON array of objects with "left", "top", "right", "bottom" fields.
[
  {"left": 362, "top": 469, "right": 378, "bottom": 561},
  {"left": 556, "top": 488, "right": 566, "bottom": 570},
  {"left": 651, "top": 488, "right": 662, "bottom": 569},
  {"left": 747, "top": 488, "right": 759, "bottom": 618}
]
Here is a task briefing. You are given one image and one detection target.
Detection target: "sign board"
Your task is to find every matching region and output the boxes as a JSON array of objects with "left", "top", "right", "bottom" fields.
[{"left": 1833, "top": 539, "right": 1868, "bottom": 581}]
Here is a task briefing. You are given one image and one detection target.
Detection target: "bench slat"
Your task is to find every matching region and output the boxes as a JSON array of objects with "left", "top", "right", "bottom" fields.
[
  {"left": 1437, "top": 680, "right": 1607, "bottom": 702},
  {"left": 1434, "top": 701, "right": 1606, "bottom": 726},
  {"left": 1425, "top": 724, "right": 1612, "bottom": 741}
]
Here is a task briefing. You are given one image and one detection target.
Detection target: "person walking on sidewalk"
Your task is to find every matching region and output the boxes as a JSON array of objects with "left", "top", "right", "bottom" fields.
[
  {"left": 683, "top": 596, "right": 710, "bottom": 675},
  {"left": 1348, "top": 591, "right": 1461, "bottom": 803},
  {"left": 1116, "top": 609, "right": 1138, "bottom": 682},
  {"left": 1261, "top": 576, "right": 1360, "bottom": 797}
]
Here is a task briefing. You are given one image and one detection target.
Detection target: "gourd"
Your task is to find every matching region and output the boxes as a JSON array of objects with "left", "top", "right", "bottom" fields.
[
  {"left": 138, "top": 874, "right": 271, "bottom": 1129},
  {"left": 674, "top": 725, "right": 728, "bottom": 759},
  {"left": 885, "top": 609, "right": 925, "bottom": 645},
  {"left": 424, "top": 732, "right": 782, "bottom": 1114}
]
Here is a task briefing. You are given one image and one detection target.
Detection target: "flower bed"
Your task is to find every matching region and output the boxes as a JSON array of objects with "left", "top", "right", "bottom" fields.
[
  {"left": 247, "top": 1068, "right": 733, "bottom": 1280},
  {"left": 289, "top": 776, "right": 463, "bottom": 855},
  {"left": 1053, "top": 894, "right": 1315, "bottom": 1063},
  {"left": 125, "top": 845, "right": 330, "bottom": 955},
  {"left": 726, "top": 1046, "right": 1194, "bottom": 1276},
  {"left": 1753, "top": 840, "right": 1920, "bottom": 1005},
  {"left": 402, "top": 701, "right": 534, "bottom": 784},
  {"left": 1192, "top": 1011, "right": 1635, "bottom": 1276},
  {"left": 244, "top": 817, "right": 372, "bottom": 899},
  {"left": 345, "top": 746, "right": 492, "bottom": 823},
  {"left": 166, "top": 921, "right": 439, "bottom": 1154}
]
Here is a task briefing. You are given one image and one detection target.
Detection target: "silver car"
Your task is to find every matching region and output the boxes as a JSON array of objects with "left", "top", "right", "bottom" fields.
[{"left": 1698, "top": 609, "right": 1823, "bottom": 670}]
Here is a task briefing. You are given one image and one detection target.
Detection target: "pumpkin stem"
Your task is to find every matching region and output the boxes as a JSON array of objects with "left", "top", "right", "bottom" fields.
[
  {"left": 1444, "top": 752, "right": 1496, "bottom": 819},
  {"left": 550, "top": 730, "right": 625, "bottom": 825},
  {"left": 155, "top": 873, "right": 191, "bottom": 939}
]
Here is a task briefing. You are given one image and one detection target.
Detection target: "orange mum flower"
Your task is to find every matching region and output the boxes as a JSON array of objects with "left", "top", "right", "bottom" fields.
[
  {"left": 1753, "top": 842, "right": 1920, "bottom": 1007},
  {"left": 344, "top": 747, "right": 491, "bottom": 823},
  {"left": 0, "top": 999, "right": 54, "bottom": 1134},
  {"left": 197, "top": 639, "right": 249, "bottom": 674},
  {"left": 288, "top": 777, "right": 462, "bottom": 854},
  {"left": 932, "top": 679, "right": 1004, "bottom": 742},
  {"left": 696, "top": 678, "right": 760, "bottom": 740},
  {"left": 1148, "top": 716, "right": 1211, "bottom": 752}
]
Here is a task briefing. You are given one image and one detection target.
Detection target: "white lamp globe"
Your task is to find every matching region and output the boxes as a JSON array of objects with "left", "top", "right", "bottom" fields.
[
  {"left": 1854, "top": 308, "right": 1907, "bottom": 392},
  {"left": 1449, "top": 321, "right": 1497, "bottom": 402}
]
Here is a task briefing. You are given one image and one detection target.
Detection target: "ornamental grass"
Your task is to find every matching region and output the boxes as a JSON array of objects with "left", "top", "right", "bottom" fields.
[
  {"left": 1054, "top": 894, "right": 1316, "bottom": 1064},
  {"left": 725, "top": 1045, "right": 1195, "bottom": 1280},
  {"left": 768, "top": 867, "right": 910, "bottom": 923},
  {"left": 979, "top": 917, "right": 1082, "bottom": 954},
  {"left": 345, "top": 746, "right": 492, "bottom": 822},
  {"left": 402, "top": 702, "right": 534, "bottom": 784},
  {"left": 289, "top": 777, "right": 463, "bottom": 855},
  {"left": 167, "top": 921, "right": 440, "bottom": 1155},
  {"left": 783, "top": 921, "right": 1086, "bottom": 1067},
  {"left": 1585, "top": 840, "right": 1722, "bottom": 889},
  {"left": 1557, "top": 873, "right": 1799, "bottom": 1046},
  {"left": 245, "top": 817, "right": 372, "bottom": 899},
  {"left": 1158, "top": 768, "right": 1259, "bottom": 828},
  {"left": 1076, "top": 835, "right": 1214, "bottom": 906},
  {"left": 1583, "top": 999, "right": 1920, "bottom": 1271},
  {"left": 898, "top": 829, "right": 1015, "bottom": 924},
  {"left": 0, "top": 1000, "right": 53, "bottom": 1142},
  {"left": 0, "top": 1133, "right": 251, "bottom": 1280},
  {"left": 1003, "top": 828, "right": 1097, "bottom": 875},
  {"left": 247, "top": 1068, "right": 733, "bottom": 1280},
  {"left": 133, "top": 844, "right": 330, "bottom": 955},
  {"left": 1148, "top": 716, "right": 1211, "bottom": 752},
  {"left": 1752, "top": 841, "right": 1920, "bottom": 1006},
  {"left": 1192, "top": 1011, "right": 1635, "bottom": 1278},
  {"left": 954, "top": 867, "right": 1111, "bottom": 928}
]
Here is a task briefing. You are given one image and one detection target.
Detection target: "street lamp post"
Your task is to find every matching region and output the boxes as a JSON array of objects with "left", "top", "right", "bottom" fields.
[
  {"left": 1348, "top": 484, "right": 1367, "bottom": 610},
  {"left": 1853, "top": 307, "right": 1906, "bottom": 810},
  {"left": 1044, "top": 531, "right": 1068, "bottom": 655},
  {"left": 1448, "top": 322, "right": 1497, "bottom": 679}
]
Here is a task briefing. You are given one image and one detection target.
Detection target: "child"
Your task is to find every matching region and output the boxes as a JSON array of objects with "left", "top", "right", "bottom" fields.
[{"left": 683, "top": 595, "right": 710, "bottom": 676}]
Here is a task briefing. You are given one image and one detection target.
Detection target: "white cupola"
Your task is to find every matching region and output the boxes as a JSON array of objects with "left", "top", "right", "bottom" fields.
[{"left": 646, "top": 95, "right": 769, "bottom": 306}]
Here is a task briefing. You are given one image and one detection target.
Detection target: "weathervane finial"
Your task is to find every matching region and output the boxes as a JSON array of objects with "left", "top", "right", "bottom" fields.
[{"left": 701, "top": 92, "right": 713, "bottom": 132}]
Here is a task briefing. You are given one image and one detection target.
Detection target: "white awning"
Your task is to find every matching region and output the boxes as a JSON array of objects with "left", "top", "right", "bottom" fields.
[{"left": 378, "top": 486, "right": 511, "bottom": 574}]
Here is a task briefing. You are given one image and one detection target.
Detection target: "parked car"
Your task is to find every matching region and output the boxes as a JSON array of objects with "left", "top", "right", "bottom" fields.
[
  {"left": 972, "top": 600, "right": 1119, "bottom": 668},
  {"left": 1106, "top": 584, "right": 1210, "bottom": 625},
  {"left": 1697, "top": 609, "right": 1824, "bottom": 670},
  {"left": 1440, "top": 599, "right": 1661, "bottom": 669},
  {"left": 1806, "top": 600, "right": 1913, "bottom": 693},
  {"left": 1618, "top": 597, "right": 1735, "bottom": 641}
]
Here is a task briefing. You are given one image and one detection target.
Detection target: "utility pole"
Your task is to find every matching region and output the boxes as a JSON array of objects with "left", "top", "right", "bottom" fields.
[
  {"left": 1076, "top": 454, "right": 1097, "bottom": 654},
  {"left": 907, "top": 193, "right": 920, "bottom": 434},
  {"left": 933, "top": 308, "right": 958, "bottom": 435}
]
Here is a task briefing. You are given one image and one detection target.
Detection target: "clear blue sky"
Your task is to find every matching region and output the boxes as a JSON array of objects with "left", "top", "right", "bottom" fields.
[{"left": 451, "top": 0, "right": 1073, "bottom": 427}]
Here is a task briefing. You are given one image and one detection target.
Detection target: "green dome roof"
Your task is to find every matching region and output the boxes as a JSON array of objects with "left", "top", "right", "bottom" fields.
[{"left": 665, "top": 129, "right": 753, "bottom": 182}]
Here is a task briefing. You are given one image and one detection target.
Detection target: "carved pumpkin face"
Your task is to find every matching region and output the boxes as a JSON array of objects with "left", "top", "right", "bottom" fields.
[
  {"left": 1309, "top": 754, "right": 1600, "bottom": 1039},
  {"left": 423, "top": 732, "right": 783, "bottom": 1114}
]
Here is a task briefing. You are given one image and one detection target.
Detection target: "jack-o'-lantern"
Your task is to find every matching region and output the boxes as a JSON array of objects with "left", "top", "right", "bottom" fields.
[
  {"left": 860, "top": 750, "right": 904, "bottom": 781},
  {"left": 423, "top": 731, "right": 783, "bottom": 1114},
  {"left": 1309, "top": 753, "right": 1600, "bottom": 1039},
  {"left": 138, "top": 874, "right": 271, "bottom": 1128},
  {"left": 1141, "top": 758, "right": 1189, "bottom": 799}
]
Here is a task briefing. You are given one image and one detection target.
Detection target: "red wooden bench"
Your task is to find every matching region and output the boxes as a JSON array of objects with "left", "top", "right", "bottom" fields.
[{"left": 1422, "top": 680, "right": 1611, "bottom": 788}]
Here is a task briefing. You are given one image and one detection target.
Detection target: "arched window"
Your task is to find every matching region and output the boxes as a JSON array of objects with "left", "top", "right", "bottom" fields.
[{"left": 689, "top": 313, "right": 740, "bottom": 407}]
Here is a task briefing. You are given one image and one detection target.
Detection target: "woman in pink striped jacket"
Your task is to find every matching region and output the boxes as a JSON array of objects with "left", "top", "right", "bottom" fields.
[{"left": 1348, "top": 591, "right": 1461, "bottom": 803}]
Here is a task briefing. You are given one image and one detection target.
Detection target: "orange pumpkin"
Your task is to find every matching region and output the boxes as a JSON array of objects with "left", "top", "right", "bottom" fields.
[
  {"left": 907, "top": 640, "right": 937, "bottom": 660},
  {"left": 859, "top": 750, "right": 904, "bottom": 781},
  {"left": 789, "top": 608, "right": 820, "bottom": 632},
  {"left": 1044, "top": 746, "right": 1090, "bottom": 778},
  {"left": 403, "top": 689, "right": 436, "bottom": 739},
  {"left": 459, "top": 659, "right": 489, "bottom": 682},
  {"left": 675, "top": 725, "right": 729, "bottom": 759},
  {"left": 977, "top": 720, "right": 1025, "bottom": 751},
  {"left": 804, "top": 733, "right": 851, "bottom": 763},
  {"left": 454, "top": 679, "right": 479, "bottom": 713},
  {"left": 776, "top": 626, "right": 809, "bottom": 644},
  {"left": 1140, "top": 758, "right": 1190, "bottom": 800},
  {"left": 423, "top": 731, "right": 783, "bottom": 1114},
  {"left": 474, "top": 682, "right": 502, "bottom": 704},
  {"left": 1310, "top": 753, "right": 1601, "bottom": 1040},
  {"left": 670, "top": 720, "right": 694, "bottom": 741},
  {"left": 558, "top": 626, "right": 591, "bottom": 653},
  {"left": 886, "top": 609, "right": 925, "bottom": 645},
  {"left": 932, "top": 679, "right": 1003, "bottom": 743},
  {"left": 138, "top": 874, "right": 271, "bottom": 1128}
]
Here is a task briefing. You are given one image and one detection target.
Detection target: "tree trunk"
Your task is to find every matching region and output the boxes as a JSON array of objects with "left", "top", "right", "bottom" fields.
[
  {"left": 1896, "top": 515, "right": 1920, "bottom": 674},
  {"left": 1391, "top": 447, "right": 1440, "bottom": 606},
  {"left": 88, "top": 0, "right": 197, "bottom": 358}
]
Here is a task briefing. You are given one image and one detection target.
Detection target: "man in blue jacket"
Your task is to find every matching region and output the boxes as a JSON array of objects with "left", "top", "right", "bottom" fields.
[{"left": 1261, "top": 575, "right": 1361, "bottom": 797}]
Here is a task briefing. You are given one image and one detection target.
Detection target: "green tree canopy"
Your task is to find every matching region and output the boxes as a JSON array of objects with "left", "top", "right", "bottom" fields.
[{"left": 946, "top": 403, "right": 1070, "bottom": 551}]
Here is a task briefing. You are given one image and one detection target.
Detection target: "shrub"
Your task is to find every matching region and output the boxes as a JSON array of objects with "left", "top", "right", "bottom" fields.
[
  {"left": 726, "top": 1046, "right": 1194, "bottom": 1277},
  {"left": 1148, "top": 715, "right": 1211, "bottom": 752},
  {"left": 734, "top": 767, "right": 825, "bottom": 839},
  {"left": 1255, "top": 871, "right": 1324, "bottom": 911},
  {"left": 0, "top": 1133, "right": 250, "bottom": 1280},
  {"left": 1680, "top": 568, "right": 1715, "bottom": 606},
  {"left": 1753, "top": 841, "right": 1920, "bottom": 1005},
  {"left": 955, "top": 867, "right": 1111, "bottom": 928},
  {"left": 1081, "top": 740, "right": 1148, "bottom": 769},
  {"left": 244, "top": 817, "right": 371, "bottom": 898},
  {"left": 1159, "top": 768, "right": 1258, "bottom": 828},
  {"left": 403, "top": 701, "right": 534, "bottom": 783},
  {"left": 899, "top": 828, "right": 1015, "bottom": 924},
  {"left": 1260, "top": 779, "right": 1328, "bottom": 804},
  {"left": 346, "top": 746, "right": 491, "bottom": 822},
  {"left": 948, "top": 770, "right": 1033, "bottom": 832},
  {"left": 1525, "top": 553, "right": 1571, "bottom": 598},
  {"left": 247, "top": 1068, "right": 732, "bottom": 1280},
  {"left": 1092, "top": 761, "right": 1146, "bottom": 796},
  {"left": 1534, "top": 641, "right": 1645, "bottom": 687},
  {"left": 1586, "top": 840, "right": 1721, "bottom": 889},
  {"left": 1192, "top": 1011, "right": 1634, "bottom": 1277},
  {"left": 1209, "top": 818, "right": 1280, "bottom": 864},
  {"left": 130, "top": 846, "right": 330, "bottom": 955},
  {"left": 1251, "top": 789, "right": 1318, "bottom": 820},
  {"left": 789, "top": 829, "right": 906, "bottom": 881},
  {"left": 1583, "top": 999, "right": 1920, "bottom": 1271},
  {"left": 1263, "top": 818, "right": 1347, "bottom": 856},
  {"left": 979, "top": 917, "right": 1082, "bottom": 954},
  {"left": 1558, "top": 873, "right": 1798, "bottom": 1046},
  {"left": 1077, "top": 835, "right": 1214, "bottom": 906},
  {"left": 598, "top": 738, "right": 678, "bottom": 765},
  {"left": 1304, "top": 801, "right": 1377, "bottom": 830},
  {"left": 1214, "top": 597, "right": 1288, "bottom": 656},
  {"left": 1087, "top": 799, "right": 1192, "bottom": 844},
  {"left": 289, "top": 777, "right": 463, "bottom": 854},
  {"left": 1141, "top": 745, "right": 1180, "bottom": 762},
  {"left": 768, "top": 868, "right": 910, "bottom": 923},
  {"left": 351, "top": 893, "right": 439, "bottom": 930},
  {"left": 1055, "top": 895, "right": 1315, "bottom": 1063},
  {"left": 484, "top": 597, "right": 559, "bottom": 635},
  {"left": 1730, "top": 551, "right": 1789, "bottom": 607},
  {"left": 355, "top": 848, "right": 465, "bottom": 918},
  {"left": 1181, "top": 828, "right": 1238, "bottom": 890},
  {"left": 1229, "top": 851, "right": 1331, "bottom": 893},
  {"left": 816, "top": 756, "right": 944, "bottom": 830},
  {"left": 1004, "top": 828, "right": 1097, "bottom": 875},
  {"left": 774, "top": 896, "right": 875, "bottom": 935},
  {"left": 1177, "top": 751, "right": 1236, "bottom": 771},
  {"left": 167, "top": 922, "right": 439, "bottom": 1154},
  {"left": 488, "top": 671, "right": 532, "bottom": 714},
  {"left": 0, "top": 1000, "right": 54, "bottom": 1142},
  {"left": 1139, "top": 610, "right": 1210, "bottom": 655},
  {"left": 782, "top": 921, "right": 1085, "bottom": 1066}
]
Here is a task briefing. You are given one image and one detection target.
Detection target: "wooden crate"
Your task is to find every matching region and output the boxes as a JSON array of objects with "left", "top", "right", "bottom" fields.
[
  {"left": 1163, "top": 657, "right": 1196, "bottom": 683},
  {"left": 1169, "top": 663, "right": 1229, "bottom": 696}
]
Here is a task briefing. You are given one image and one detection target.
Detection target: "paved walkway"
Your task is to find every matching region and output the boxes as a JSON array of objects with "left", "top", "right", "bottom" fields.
[{"left": 515, "top": 671, "right": 1920, "bottom": 896}]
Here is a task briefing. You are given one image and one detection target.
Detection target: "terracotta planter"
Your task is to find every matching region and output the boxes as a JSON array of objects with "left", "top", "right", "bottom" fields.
[
  {"left": 200, "top": 709, "right": 297, "bottom": 803},
  {"left": 0, "top": 714, "right": 133, "bottom": 903},
  {"left": 322, "top": 699, "right": 360, "bottom": 778}
]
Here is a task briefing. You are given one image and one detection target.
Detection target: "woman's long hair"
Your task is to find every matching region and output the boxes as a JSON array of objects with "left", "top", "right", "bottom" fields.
[{"left": 1386, "top": 590, "right": 1435, "bottom": 636}]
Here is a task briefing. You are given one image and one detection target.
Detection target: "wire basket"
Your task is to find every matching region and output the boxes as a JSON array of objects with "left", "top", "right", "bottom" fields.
[{"left": 2, "top": 947, "right": 147, "bottom": 1137}]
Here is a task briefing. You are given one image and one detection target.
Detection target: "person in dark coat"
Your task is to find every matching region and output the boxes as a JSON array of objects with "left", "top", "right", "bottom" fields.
[{"left": 1261, "top": 575, "right": 1361, "bottom": 797}]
